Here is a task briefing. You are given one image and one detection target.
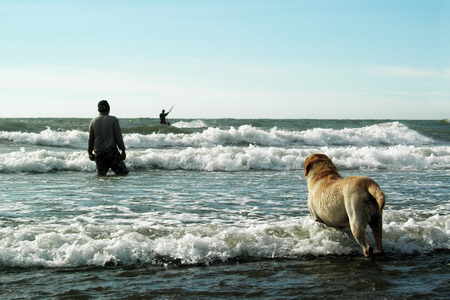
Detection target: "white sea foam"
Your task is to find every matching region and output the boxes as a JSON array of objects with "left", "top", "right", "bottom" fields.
[
  {"left": 1, "top": 214, "right": 448, "bottom": 267},
  {"left": 0, "top": 148, "right": 94, "bottom": 173},
  {"left": 0, "top": 128, "right": 88, "bottom": 149},
  {"left": 172, "top": 120, "right": 208, "bottom": 128},
  {"left": 1, "top": 144, "right": 449, "bottom": 173}
]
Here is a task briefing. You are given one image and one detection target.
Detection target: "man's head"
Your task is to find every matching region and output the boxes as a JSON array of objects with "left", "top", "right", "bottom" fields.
[
  {"left": 98, "top": 100, "right": 110, "bottom": 113},
  {"left": 162, "top": 109, "right": 165, "bottom": 113}
]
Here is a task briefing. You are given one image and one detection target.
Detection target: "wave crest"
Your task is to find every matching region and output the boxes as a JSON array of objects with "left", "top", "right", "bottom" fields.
[
  {"left": 1, "top": 122, "right": 434, "bottom": 149},
  {"left": 1, "top": 144, "right": 449, "bottom": 173}
]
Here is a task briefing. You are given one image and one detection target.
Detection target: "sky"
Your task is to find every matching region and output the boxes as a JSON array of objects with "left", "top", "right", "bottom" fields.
[{"left": 0, "top": 0, "right": 449, "bottom": 119}]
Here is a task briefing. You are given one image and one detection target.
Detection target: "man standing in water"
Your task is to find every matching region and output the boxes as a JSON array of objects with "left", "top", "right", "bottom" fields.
[{"left": 88, "top": 100, "right": 129, "bottom": 175}]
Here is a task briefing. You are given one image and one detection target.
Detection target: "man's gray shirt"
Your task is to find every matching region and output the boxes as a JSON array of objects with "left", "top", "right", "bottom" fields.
[{"left": 88, "top": 113, "right": 126, "bottom": 153}]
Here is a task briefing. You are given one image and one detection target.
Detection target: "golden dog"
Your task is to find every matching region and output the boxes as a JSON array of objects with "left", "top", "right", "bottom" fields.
[{"left": 304, "top": 153, "right": 386, "bottom": 257}]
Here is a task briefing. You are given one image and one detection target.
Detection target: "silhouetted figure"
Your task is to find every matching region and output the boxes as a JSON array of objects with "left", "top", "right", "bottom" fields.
[{"left": 160, "top": 109, "right": 170, "bottom": 126}]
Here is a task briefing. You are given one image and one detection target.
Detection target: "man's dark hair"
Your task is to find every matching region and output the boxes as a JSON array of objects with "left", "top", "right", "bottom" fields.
[{"left": 98, "top": 100, "right": 110, "bottom": 112}]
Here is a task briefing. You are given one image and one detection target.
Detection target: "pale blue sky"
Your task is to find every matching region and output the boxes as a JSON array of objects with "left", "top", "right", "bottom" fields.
[{"left": 1, "top": 0, "right": 449, "bottom": 119}]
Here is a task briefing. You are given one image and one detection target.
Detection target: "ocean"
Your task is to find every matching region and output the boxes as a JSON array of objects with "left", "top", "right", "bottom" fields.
[{"left": 0, "top": 118, "right": 449, "bottom": 299}]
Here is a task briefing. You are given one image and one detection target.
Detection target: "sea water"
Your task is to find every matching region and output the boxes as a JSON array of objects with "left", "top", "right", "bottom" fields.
[{"left": 0, "top": 118, "right": 449, "bottom": 299}]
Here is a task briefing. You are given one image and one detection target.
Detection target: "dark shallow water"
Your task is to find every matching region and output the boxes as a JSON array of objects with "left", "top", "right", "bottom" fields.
[{"left": 2, "top": 252, "right": 450, "bottom": 299}]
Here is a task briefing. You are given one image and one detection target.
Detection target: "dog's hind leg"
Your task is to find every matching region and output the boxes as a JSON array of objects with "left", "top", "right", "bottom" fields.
[
  {"left": 346, "top": 198, "right": 373, "bottom": 257},
  {"left": 350, "top": 221, "right": 373, "bottom": 257}
]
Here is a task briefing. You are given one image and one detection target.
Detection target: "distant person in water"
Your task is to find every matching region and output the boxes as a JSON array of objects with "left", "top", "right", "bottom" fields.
[
  {"left": 88, "top": 100, "right": 129, "bottom": 176},
  {"left": 160, "top": 109, "right": 170, "bottom": 125}
]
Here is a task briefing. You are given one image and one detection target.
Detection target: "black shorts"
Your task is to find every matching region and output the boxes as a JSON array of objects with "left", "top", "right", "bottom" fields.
[{"left": 94, "top": 148, "right": 129, "bottom": 176}]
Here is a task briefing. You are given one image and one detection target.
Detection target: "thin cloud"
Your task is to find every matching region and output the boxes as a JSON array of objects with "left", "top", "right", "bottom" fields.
[
  {"left": 0, "top": 66, "right": 187, "bottom": 94},
  {"left": 369, "top": 65, "right": 450, "bottom": 78}
]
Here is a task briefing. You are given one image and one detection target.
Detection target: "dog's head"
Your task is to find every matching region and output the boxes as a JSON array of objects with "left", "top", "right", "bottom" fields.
[{"left": 304, "top": 153, "right": 338, "bottom": 177}]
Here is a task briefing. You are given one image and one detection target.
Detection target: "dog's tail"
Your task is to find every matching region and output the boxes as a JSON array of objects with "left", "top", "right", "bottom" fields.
[{"left": 368, "top": 182, "right": 386, "bottom": 212}]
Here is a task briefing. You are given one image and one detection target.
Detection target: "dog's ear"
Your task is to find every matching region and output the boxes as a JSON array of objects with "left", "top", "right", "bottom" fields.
[
  {"left": 304, "top": 158, "right": 313, "bottom": 176},
  {"left": 304, "top": 160, "right": 311, "bottom": 176},
  {"left": 304, "top": 154, "right": 330, "bottom": 176}
]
